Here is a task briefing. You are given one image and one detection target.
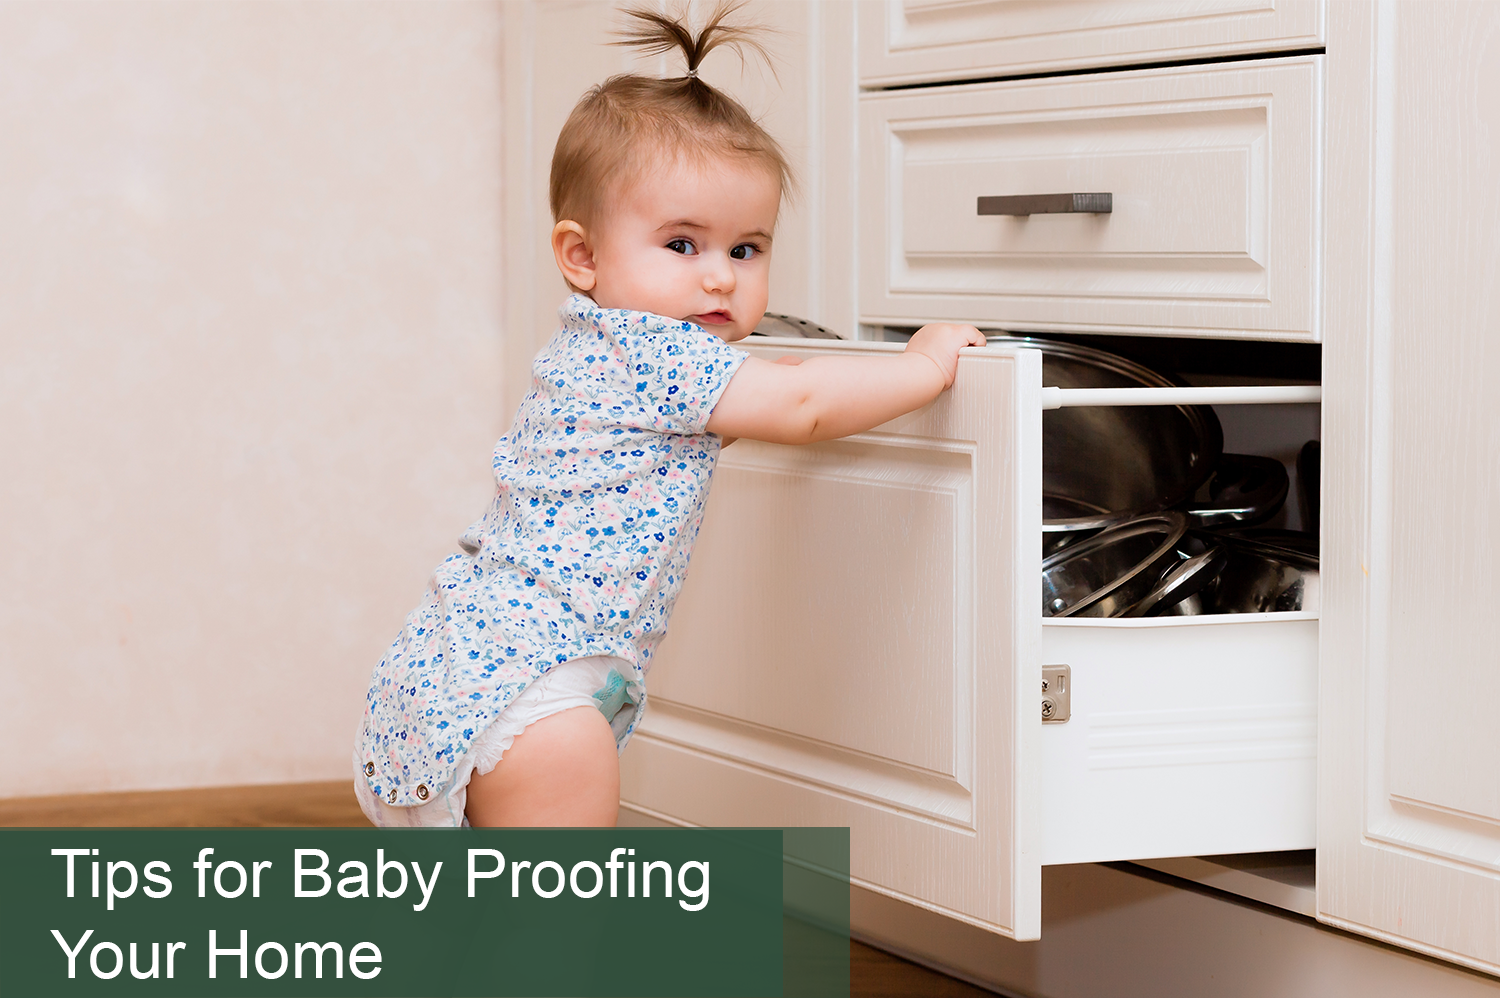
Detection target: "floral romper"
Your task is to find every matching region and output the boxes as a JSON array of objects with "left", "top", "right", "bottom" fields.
[{"left": 358, "top": 294, "right": 747, "bottom": 810}]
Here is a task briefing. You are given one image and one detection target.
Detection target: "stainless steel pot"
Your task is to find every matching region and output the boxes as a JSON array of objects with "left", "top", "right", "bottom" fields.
[
  {"left": 986, "top": 336, "right": 1223, "bottom": 538},
  {"left": 1163, "top": 534, "right": 1318, "bottom": 615},
  {"left": 751, "top": 312, "right": 841, "bottom": 339}
]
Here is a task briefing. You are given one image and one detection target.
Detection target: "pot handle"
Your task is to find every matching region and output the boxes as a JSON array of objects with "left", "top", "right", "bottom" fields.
[
  {"left": 1297, "top": 440, "right": 1321, "bottom": 530},
  {"left": 1185, "top": 453, "right": 1290, "bottom": 529}
]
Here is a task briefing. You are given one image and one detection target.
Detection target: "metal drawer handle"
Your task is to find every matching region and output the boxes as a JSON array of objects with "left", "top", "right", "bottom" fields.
[{"left": 977, "top": 193, "right": 1112, "bottom": 215}]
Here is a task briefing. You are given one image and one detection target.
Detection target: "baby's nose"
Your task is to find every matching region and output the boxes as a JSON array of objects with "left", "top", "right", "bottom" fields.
[{"left": 703, "top": 254, "right": 736, "bottom": 294}]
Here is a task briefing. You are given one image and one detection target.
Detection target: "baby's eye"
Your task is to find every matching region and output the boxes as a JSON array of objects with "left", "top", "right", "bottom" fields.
[
  {"left": 729, "top": 243, "right": 759, "bottom": 261},
  {"left": 666, "top": 238, "right": 697, "bottom": 255}
]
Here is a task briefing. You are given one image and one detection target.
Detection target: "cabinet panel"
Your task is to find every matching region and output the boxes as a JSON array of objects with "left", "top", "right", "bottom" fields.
[
  {"left": 650, "top": 438, "right": 969, "bottom": 776},
  {"left": 1320, "top": 0, "right": 1500, "bottom": 977},
  {"left": 621, "top": 341, "right": 1044, "bottom": 939},
  {"left": 859, "top": 0, "right": 1324, "bottom": 86},
  {"left": 860, "top": 58, "right": 1321, "bottom": 340}
]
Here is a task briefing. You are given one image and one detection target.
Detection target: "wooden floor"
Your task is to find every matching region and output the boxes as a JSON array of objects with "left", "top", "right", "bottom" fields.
[
  {"left": 0, "top": 780, "right": 370, "bottom": 828},
  {"left": 0, "top": 781, "right": 996, "bottom": 997},
  {"left": 849, "top": 944, "right": 999, "bottom": 998}
]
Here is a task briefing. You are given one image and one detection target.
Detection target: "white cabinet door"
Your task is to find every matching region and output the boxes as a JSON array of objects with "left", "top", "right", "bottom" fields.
[
  {"left": 1320, "top": 1, "right": 1500, "bottom": 976},
  {"left": 620, "top": 341, "right": 1044, "bottom": 940}
]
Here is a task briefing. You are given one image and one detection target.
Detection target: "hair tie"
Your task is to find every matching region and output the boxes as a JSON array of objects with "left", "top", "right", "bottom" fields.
[{"left": 685, "top": 67, "right": 699, "bottom": 79}]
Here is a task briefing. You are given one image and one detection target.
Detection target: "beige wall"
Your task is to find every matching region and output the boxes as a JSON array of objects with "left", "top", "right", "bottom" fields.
[{"left": 0, "top": 1, "right": 507, "bottom": 797}]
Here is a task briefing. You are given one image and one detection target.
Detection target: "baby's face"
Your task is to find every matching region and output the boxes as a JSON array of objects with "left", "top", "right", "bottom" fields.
[{"left": 586, "top": 155, "right": 780, "bottom": 342}]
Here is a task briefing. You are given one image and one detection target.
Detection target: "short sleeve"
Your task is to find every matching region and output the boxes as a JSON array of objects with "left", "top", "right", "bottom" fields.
[{"left": 623, "top": 321, "right": 747, "bottom": 435}]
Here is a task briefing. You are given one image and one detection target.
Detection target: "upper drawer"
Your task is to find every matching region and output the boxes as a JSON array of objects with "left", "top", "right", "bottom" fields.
[
  {"left": 859, "top": 0, "right": 1325, "bottom": 86},
  {"left": 859, "top": 57, "right": 1322, "bottom": 341}
]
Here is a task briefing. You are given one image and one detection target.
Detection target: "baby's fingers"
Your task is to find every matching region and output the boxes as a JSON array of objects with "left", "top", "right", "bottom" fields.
[{"left": 938, "top": 323, "right": 986, "bottom": 351}]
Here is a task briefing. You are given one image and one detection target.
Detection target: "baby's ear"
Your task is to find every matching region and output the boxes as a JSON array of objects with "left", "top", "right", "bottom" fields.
[{"left": 551, "top": 220, "right": 597, "bottom": 291}]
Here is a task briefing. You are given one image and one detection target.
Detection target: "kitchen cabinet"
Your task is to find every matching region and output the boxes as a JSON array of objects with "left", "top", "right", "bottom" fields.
[
  {"left": 502, "top": 0, "right": 1500, "bottom": 981},
  {"left": 1317, "top": 0, "right": 1500, "bottom": 975},
  {"left": 625, "top": 1, "right": 1325, "bottom": 945},
  {"left": 623, "top": 334, "right": 1322, "bottom": 942}
]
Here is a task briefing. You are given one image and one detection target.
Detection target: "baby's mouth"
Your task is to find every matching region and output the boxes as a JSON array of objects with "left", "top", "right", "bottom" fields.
[{"left": 692, "top": 311, "right": 732, "bottom": 326}]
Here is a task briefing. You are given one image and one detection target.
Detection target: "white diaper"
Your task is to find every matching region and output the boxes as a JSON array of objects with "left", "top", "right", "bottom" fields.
[{"left": 353, "top": 655, "right": 635, "bottom": 827}]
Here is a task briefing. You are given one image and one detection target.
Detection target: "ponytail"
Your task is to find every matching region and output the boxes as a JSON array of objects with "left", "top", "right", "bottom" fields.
[{"left": 549, "top": 2, "right": 792, "bottom": 228}]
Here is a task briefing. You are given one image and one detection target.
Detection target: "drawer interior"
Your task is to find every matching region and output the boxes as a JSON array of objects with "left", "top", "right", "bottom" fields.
[{"left": 1032, "top": 335, "right": 1321, "bottom": 865}]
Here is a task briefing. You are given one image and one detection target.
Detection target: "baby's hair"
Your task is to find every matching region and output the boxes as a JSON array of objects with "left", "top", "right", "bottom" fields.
[{"left": 549, "top": 1, "right": 793, "bottom": 230}]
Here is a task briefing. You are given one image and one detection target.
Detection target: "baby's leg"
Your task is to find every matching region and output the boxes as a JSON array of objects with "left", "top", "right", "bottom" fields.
[{"left": 465, "top": 705, "right": 619, "bottom": 827}]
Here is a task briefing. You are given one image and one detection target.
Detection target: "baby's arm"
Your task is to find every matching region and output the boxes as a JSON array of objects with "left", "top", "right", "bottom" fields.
[{"left": 706, "top": 323, "right": 987, "bottom": 445}]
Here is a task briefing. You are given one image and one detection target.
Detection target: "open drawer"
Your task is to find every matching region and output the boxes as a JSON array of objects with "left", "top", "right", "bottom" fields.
[{"left": 618, "top": 340, "right": 1318, "bottom": 941}]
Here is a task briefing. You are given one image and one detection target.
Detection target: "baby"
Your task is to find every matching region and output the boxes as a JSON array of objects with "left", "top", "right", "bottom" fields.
[{"left": 355, "top": 5, "right": 985, "bottom": 829}]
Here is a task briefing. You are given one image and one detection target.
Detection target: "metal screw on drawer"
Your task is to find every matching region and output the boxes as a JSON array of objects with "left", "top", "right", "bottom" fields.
[{"left": 1042, "top": 664, "right": 1071, "bottom": 723}]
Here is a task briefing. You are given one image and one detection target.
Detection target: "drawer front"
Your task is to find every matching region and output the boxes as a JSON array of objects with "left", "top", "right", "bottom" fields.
[
  {"left": 621, "top": 341, "right": 1045, "bottom": 940},
  {"left": 1039, "top": 616, "right": 1318, "bottom": 866},
  {"left": 860, "top": 58, "right": 1322, "bottom": 340},
  {"left": 859, "top": 0, "right": 1325, "bottom": 86}
]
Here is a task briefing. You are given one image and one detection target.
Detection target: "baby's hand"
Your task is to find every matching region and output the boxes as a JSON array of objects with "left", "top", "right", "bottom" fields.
[{"left": 905, "top": 323, "right": 988, "bottom": 389}]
